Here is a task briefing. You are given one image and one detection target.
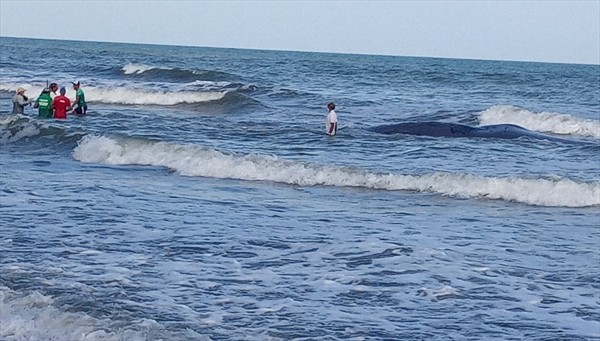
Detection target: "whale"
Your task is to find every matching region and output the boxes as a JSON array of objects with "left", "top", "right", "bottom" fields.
[{"left": 368, "top": 122, "right": 567, "bottom": 141}]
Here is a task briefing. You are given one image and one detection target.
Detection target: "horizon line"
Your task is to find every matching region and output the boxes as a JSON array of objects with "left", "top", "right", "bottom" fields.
[{"left": 2, "top": 35, "right": 598, "bottom": 67}]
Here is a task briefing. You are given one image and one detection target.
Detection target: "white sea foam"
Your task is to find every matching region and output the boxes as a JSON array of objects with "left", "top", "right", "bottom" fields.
[
  {"left": 0, "top": 114, "right": 23, "bottom": 125},
  {"left": 418, "top": 285, "right": 458, "bottom": 301},
  {"left": 121, "top": 63, "right": 161, "bottom": 75},
  {"left": 0, "top": 287, "right": 153, "bottom": 341},
  {"left": 121, "top": 63, "right": 210, "bottom": 77},
  {"left": 73, "top": 135, "right": 600, "bottom": 207},
  {"left": 186, "top": 80, "right": 234, "bottom": 88},
  {"left": 0, "top": 83, "right": 40, "bottom": 96},
  {"left": 0, "top": 83, "right": 226, "bottom": 105},
  {"left": 82, "top": 87, "right": 226, "bottom": 105},
  {"left": 0, "top": 116, "right": 42, "bottom": 144},
  {"left": 479, "top": 105, "right": 600, "bottom": 139}
]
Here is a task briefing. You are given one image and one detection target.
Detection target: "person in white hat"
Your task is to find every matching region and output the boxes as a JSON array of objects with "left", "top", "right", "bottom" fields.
[{"left": 12, "top": 87, "right": 34, "bottom": 115}]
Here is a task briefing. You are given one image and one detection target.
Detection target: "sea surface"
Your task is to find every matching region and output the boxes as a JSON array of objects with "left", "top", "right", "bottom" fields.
[{"left": 0, "top": 37, "right": 599, "bottom": 340}]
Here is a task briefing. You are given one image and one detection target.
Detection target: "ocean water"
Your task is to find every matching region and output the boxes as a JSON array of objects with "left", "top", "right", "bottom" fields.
[{"left": 0, "top": 37, "right": 599, "bottom": 340}]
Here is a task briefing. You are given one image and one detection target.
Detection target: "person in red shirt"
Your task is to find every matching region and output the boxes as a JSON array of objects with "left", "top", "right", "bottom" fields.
[{"left": 52, "top": 87, "right": 72, "bottom": 119}]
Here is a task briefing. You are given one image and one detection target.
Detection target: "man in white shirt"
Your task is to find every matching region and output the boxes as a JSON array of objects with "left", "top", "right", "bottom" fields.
[{"left": 326, "top": 102, "right": 338, "bottom": 136}]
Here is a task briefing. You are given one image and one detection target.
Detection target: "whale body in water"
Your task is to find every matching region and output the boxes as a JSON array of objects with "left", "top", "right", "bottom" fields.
[{"left": 369, "top": 122, "right": 565, "bottom": 141}]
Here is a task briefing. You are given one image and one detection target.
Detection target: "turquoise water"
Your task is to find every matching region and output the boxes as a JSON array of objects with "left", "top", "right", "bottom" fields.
[{"left": 1, "top": 37, "right": 599, "bottom": 340}]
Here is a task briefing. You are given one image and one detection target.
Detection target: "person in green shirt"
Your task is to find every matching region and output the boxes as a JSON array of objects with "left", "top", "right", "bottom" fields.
[
  {"left": 72, "top": 81, "right": 87, "bottom": 115},
  {"left": 34, "top": 88, "right": 53, "bottom": 118}
]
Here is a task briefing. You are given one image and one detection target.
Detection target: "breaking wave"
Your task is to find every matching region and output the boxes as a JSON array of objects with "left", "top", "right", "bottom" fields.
[
  {"left": 0, "top": 83, "right": 226, "bottom": 106},
  {"left": 72, "top": 135, "right": 600, "bottom": 208},
  {"left": 0, "top": 114, "right": 84, "bottom": 145},
  {"left": 478, "top": 105, "right": 600, "bottom": 139},
  {"left": 122, "top": 63, "right": 158, "bottom": 75},
  {"left": 0, "top": 286, "right": 188, "bottom": 341},
  {"left": 121, "top": 63, "right": 236, "bottom": 82}
]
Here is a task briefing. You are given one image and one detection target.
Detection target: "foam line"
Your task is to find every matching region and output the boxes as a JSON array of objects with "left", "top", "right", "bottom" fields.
[{"left": 72, "top": 135, "right": 600, "bottom": 208}]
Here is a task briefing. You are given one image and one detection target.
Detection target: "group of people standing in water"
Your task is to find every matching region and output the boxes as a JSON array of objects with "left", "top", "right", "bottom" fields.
[
  {"left": 11, "top": 82, "right": 87, "bottom": 119},
  {"left": 11, "top": 82, "right": 341, "bottom": 136}
]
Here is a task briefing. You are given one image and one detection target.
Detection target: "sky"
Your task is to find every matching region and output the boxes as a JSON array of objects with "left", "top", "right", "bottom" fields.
[{"left": 1, "top": 0, "right": 599, "bottom": 65}]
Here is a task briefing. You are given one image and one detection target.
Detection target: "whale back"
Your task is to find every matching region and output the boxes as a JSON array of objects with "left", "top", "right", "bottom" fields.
[
  {"left": 369, "top": 122, "right": 476, "bottom": 137},
  {"left": 369, "top": 121, "right": 569, "bottom": 140}
]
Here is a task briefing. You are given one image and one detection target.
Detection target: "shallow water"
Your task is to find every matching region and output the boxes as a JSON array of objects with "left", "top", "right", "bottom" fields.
[{"left": 1, "top": 37, "right": 599, "bottom": 340}]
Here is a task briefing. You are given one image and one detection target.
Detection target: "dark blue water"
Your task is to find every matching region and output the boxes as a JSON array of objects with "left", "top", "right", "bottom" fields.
[{"left": 1, "top": 37, "right": 599, "bottom": 340}]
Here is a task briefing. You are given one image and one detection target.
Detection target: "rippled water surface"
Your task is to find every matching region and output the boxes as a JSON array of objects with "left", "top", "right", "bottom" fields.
[{"left": 1, "top": 37, "right": 599, "bottom": 340}]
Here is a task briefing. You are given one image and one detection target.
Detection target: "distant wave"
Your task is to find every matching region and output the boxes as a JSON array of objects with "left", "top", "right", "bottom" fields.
[
  {"left": 479, "top": 105, "right": 600, "bottom": 139},
  {"left": 0, "top": 83, "right": 226, "bottom": 106},
  {"left": 122, "top": 63, "right": 160, "bottom": 75},
  {"left": 121, "top": 63, "right": 235, "bottom": 82},
  {"left": 83, "top": 87, "right": 226, "bottom": 106},
  {"left": 73, "top": 135, "right": 600, "bottom": 208}
]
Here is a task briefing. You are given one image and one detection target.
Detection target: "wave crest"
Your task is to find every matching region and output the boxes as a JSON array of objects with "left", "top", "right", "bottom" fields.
[
  {"left": 121, "top": 63, "right": 235, "bottom": 82},
  {"left": 0, "top": 114, "right": 84, "bottom": 145},
  {"left": 1, "top": 115, "right": 44, "bottom": 143},
  {"left": 122, "top": 63, "right": 158, "bottom": 75},
  {"left": 84, "top": 87, "right": 226, "bottom": 105},
  {"left": 73, "top": 135, "right": 600, "bottom": 208},
  {"left": 0, "top": 286, "right": 167, "bottom": 341},
  {"left": 0, "top": 83, "right": 226, "bottom": 106},
  {"left": 479, "top": 105, "right": 600, "bottom": 139}
]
